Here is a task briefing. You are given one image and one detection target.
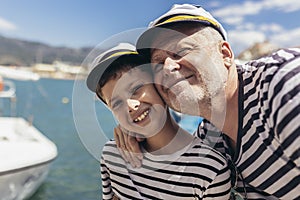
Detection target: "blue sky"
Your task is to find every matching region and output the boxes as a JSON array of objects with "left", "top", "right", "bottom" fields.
[{"left": 0, "top": 0, "right": 300, "bottom": 54}]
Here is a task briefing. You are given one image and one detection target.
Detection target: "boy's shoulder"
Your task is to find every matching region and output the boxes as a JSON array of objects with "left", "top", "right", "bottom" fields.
[{"left": 102, "top": 140, "right": 119, "bottom": 154}]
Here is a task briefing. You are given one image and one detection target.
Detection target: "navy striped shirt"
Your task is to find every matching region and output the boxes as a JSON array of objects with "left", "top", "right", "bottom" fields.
[
  {"left": 196, "top": 48, "right": 300, "bottom": 199},
  {"left": 101, "top": 137, "right": 231, "bottom": 199}
]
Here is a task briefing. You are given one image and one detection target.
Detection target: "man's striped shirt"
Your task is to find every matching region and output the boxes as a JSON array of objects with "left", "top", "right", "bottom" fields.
[
  {"left": 101, "top": 137, "right": 231, "bottom": 199},
  {"left": 196, "top": 48, "right": 300, "bottom": 199}
]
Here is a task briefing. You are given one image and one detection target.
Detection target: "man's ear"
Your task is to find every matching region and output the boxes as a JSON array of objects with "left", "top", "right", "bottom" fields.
[{"left": 220, "top": 41, "right": 234, "bottom": 69}]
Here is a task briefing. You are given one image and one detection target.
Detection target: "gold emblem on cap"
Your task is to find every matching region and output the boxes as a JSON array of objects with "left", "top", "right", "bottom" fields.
[
  {"left": 105, "top": 51, "right": 138, "bottom": 61},
  {"left": 156, "top": 15, "right": 220, "bottom": 29}
]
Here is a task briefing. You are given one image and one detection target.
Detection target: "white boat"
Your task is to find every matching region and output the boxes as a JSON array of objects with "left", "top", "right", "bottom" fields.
[
  {"left": 0, "top": 78, "right": 58, "bottom": 200},
  {"left": 0, "top": 66, "right": 40, "bottom": 81}
]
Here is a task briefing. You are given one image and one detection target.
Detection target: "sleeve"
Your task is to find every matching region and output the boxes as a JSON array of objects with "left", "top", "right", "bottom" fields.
[
  {"left": 195, "top": 119, "right": 233, "bottom": 161},
  {"left": 202, "top": 160, "right": 232, "bottom": 200},
  {"left": 100, "top": 155, "right": 114, "bottom": 200},
  {"left": 268, "top": 51, "right": 300, "bottom": 167},
  {"left": 195, "top": 119, "right": 224, "bottom": 146}
]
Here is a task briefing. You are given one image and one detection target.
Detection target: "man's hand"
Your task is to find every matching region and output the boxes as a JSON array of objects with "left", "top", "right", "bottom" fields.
[
  {"left": 114, "top": 125, "right": 144, "bottom": 167},
  {"left": 112, "top": 194, "right": 119, "bottom": 200}
]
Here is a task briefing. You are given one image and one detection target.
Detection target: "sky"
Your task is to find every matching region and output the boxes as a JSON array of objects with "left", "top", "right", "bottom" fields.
[{"left": 0, "top": 0, "right": 300, "bottom": 54}]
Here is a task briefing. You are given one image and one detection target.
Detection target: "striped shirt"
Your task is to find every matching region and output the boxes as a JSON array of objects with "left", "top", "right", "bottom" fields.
[
  {"left": 196, "top": 48, "right": 300, "bottom": 199},
  {"left": 101, "top": 137, "right": 231, "bottom": 199}
]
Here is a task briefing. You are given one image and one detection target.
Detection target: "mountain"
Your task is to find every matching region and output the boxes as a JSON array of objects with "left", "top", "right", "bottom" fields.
[
  {"left": 0, "top": 35, "right": 92, "bottom": 66},
  {"left": 237, "top": 41, "right": 280, "bottom": 61},
  {"left": 1, "top": 35, "right": 297, "bottom": 67}
]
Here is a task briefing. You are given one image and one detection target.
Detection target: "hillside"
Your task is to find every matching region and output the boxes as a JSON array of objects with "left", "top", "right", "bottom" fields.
[
  {"left": 0, "top": 35, "right": 92, "bottom": 66},
  {"left": 1, "top": 35, "right": 297, "bottom": 68}
]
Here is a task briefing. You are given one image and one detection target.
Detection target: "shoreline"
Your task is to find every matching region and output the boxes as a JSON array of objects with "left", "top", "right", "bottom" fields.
[{"left": 0, "top": 64, "right": 88, "bottom": 81}]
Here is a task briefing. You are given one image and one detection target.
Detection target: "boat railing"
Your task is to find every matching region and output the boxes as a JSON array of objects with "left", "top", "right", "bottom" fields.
[{"left": 0, "top": 80, "right": 17, "bottom": 117}]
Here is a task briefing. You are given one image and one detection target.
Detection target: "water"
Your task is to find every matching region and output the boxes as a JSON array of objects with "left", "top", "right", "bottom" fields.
[
  {"left": 4, "top": 78, "right": 112, "bottom": 200},
  {"left": 2, "top": 78, "right": 201, "bottom": 200}
]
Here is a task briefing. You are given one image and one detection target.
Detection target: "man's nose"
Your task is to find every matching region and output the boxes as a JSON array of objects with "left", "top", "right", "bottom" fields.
[
  {"left": 163, "top": 57, "right": 180, "bottom": 77},
  {"left": 127, "top": 99, "right": 140, "bottom": 112}
]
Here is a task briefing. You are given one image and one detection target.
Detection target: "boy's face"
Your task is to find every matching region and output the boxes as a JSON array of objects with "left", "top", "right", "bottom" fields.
[{"left": 101, "top": 68, "right": 167, "bottom": 137}]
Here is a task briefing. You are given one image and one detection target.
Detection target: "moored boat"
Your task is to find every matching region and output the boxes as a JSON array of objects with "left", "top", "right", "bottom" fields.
[{"left": 0, "top": 78, "right": 58, "bottom": 200}]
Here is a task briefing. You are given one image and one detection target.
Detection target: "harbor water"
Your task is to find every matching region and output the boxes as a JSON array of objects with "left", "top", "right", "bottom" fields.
[{"left": 4, "top": 78, "right": 113, "bottom": 200}]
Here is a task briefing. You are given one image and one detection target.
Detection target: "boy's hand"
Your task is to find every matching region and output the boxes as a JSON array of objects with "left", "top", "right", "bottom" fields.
[{"left": 114, "top": 125, "right": 144, "bottom": 167}]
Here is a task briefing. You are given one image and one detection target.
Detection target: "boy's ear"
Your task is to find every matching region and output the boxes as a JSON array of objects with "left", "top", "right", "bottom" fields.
[
  {"left": 95, "top": 92, "right": 110, "bottom": 108},
  {"left": 220, "top": 41, "right": 234, "bottom": 68}
]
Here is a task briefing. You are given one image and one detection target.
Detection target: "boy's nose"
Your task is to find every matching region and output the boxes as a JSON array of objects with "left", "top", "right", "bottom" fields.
[{"left": 127, "top": 99, "right": 140, "bottom": 112}]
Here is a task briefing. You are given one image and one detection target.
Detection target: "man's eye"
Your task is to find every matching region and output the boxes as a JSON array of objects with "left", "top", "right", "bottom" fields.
[{"left": 177, "top": 48, "right": 191, "bottom": 57}]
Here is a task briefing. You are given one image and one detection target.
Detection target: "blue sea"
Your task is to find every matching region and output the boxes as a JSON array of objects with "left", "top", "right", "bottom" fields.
[{"left": 3, "top": 78, "right": 201, "bottom": 200}]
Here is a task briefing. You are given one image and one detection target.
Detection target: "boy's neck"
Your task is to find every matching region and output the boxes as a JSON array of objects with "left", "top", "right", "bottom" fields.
[{"left": 143, "top": 118, "right": 194, "bottom": 155}]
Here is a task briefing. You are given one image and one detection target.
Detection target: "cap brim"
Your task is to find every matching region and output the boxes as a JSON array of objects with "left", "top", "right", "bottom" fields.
[
  {"left": 87, "top": 50, "right": 138, "bottom": 92},
  {"left": 86, "top": 57, "right": 118, "bottom": 92},
  {"left": 136, "top": 24, "right": 172, "bottom": 56}
]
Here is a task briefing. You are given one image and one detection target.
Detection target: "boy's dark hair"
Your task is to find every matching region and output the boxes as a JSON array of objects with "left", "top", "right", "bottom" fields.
[{"left": 95, "top": 54, "right": 151, "bottom": 103}]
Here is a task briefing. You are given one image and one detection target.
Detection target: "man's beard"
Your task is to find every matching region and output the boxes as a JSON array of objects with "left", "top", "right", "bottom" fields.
[
  {"left": 167, "top": 82, "right": 209, "bottom": 116},
  {"left": 167, "top": 78, "right": 226, "bottom": 119}
]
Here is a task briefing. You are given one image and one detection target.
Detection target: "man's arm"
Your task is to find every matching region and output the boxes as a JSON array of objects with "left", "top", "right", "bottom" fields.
[{"left": 269, "top": 52, "right": 300, "bottom": 167}]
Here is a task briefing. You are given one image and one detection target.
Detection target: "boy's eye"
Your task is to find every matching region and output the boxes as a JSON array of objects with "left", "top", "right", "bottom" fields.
[
  {"left": 111, "top": 100, "right": 122, "bottom": 110},
  {"left": 131, "top": 84, "right": 143, "bottom": 94}
]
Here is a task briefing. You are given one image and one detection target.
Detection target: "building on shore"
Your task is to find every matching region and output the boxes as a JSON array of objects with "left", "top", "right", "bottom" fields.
[{"left": 31, "top": 61, "right": 87, "bottom": 79}]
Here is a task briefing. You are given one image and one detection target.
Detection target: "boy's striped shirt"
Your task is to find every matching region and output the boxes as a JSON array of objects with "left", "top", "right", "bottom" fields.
[{"left": 101, "top": 137, "right": 231, "bottom": 199}]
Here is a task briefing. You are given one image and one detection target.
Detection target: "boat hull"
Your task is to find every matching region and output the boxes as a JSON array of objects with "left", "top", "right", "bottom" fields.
[
  {"left": 0, "top": 161, "right": 53, "bottom": 200},
  {"left": 0, "top": 117, "right": 58, "bottom": 200}
]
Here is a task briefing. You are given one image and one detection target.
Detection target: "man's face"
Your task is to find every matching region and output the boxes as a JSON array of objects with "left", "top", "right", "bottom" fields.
[{"left": 150, "top": 27, "right": 228, "bottom": 116}]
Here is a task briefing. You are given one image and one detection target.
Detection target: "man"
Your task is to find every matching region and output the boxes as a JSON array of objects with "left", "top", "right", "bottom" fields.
[{"left": 114, "top": 4, "right": 300, "bottom": 199}]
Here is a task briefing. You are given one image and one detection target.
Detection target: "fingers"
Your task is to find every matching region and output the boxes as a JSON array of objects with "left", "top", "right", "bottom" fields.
[
  {"left": 124, "top": 133, "right": 143, "bottom": 167},
  {"left": 114, "top": 126, "right": 129, "bottom": 162},
  {"left": 127, "top": 135, "right": 143, "bottom": 160},
  {"left": 114, "top": 125, "right": 143, "bottom": 168},
  {"left": 114, "top": 126, "right": 123, "bottom": 149},
  {"left": 135, "top": 134, "right": 145, "bottom": 142},
  {"left": 112, "top": 194, "right": 119, "bottom": 200}
]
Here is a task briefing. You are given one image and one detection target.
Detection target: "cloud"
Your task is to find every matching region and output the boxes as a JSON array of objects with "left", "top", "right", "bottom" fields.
[
  {"left": 228, "top": 30, "right": 266, "bottom": 54},
  {"left": 207, "top": 1, "right": 222, "bottom": 8},
  {"left": 213, "top": 1, "right": 264, "bottom": 22},
  {"left": 213, "top": 0, "right": 300, "bottom": 24},
  {"left": 212, "top": 0, "right": 300, "bottom": 53},
  {"left": 258, "top": 23, "right": 284, "bottom": 33},
  {"left": 222, "top": 16, "right": 244, "bottom": 26},
  {"left": 270, "top": 27, "right": 300, "bottom": 47},
  {"left": 227, "top": 26, "right": 300, "bottom": 54},
  {"left": 235, "top": 22, "right": 256, "bottom": 31},
  {"left": 263, "top": 0, "right": 300, "bottom": 12},
  {"left": 0, "top": 17, "right": 17, "bottom": 31}
]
